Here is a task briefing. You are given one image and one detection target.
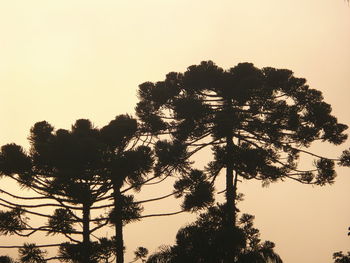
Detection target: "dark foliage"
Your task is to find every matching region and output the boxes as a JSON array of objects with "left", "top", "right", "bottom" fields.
[
  {"left": 0, "top": 116, "right": 155, "bottom": 263},
  {"left": 146, "top": 205, "right": 282, "bottom": 263},
  {"left": 333, "top": 252, "right": 350, "bottom": 263},
  {"left": 173, "top": 169, "right": 214, "bottom": 211},
  {"left": 58, "top": 238, "right": 116, "bottom": 263},
  {"left": 0, "top": 256, "right": 17, "bottom": 263},
  {"left": 0, "top": 207, "right": 27, "bottom": 235},
  {"left": 137, "top": 60, "right": 348, "bottom": 186},
  {"left": 18, "top": 244, "right": 46, "bottom": 263},
  {"left": 134, "top": 247, "right": 148, "bottom": 262},
  {"left": 137, "top": 61, "right": 347, "bottom": 263}
]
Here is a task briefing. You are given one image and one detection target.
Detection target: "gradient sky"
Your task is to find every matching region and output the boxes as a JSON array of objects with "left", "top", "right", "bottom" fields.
[{"left": 0, "top": 1, "right": 349, "bottom": 262}]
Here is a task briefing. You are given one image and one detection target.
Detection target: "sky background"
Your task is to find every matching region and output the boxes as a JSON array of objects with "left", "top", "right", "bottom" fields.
[{"left": 0, "top": 0, "right": 349, "bottom": 262}]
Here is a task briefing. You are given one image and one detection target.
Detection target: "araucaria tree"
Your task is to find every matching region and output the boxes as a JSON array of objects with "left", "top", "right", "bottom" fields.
[
  {"left": 0, "top": 116, "right": 155, "bottom": 263},
  {"left": 0, "top": 119, "right": 116, "bottom": 262},
  {"left": 98, "top": 115, "right": 153, "bottom": 263},
  {"left": 136, "top": 61, "right": 348, "bottom": 262}
]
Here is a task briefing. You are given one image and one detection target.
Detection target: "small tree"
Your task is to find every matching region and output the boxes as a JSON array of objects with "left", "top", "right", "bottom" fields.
[
  {"left": 333, "top": 252, "right": 350, "bottom": 263},
  {"left": 0, "top": 119, "right": 115, "bottom": 262},
  {"left": 146, "top": 205, "right": 282, "bottom": 263},
  {"left": 29, "top": 119, "right": 112, "bottom": 262}
]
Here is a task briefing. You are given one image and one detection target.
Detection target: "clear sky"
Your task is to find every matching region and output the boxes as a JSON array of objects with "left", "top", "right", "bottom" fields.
[{"left": 0, "top": 0, "right": 349, "bottom": 262}]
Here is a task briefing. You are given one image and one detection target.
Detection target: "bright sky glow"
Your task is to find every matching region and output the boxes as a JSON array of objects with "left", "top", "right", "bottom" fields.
[{"left": 0, "top": 1, "right": 349, "bottom": 262}]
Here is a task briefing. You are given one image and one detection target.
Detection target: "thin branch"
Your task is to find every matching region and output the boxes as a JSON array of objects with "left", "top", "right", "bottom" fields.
[
  {"left": 90, "top": 220, "right": 109, "bottom": 234},
  {"left": 286, "top": 175, "right": 317, "bottom": 185},
  {"left": 290, "top": 147, "right": 339, "bottom": 161},
  {"left": 0, "top": 197, "right": 70, "bottom": 210},
  {"left": 0, "top": 202, "right": 54, "bottom": 219},
  {"left": 137, "top": 210, "right": 184, "bottom": 219},
  {"left": 134, "top": 191, "right": 180, "bottom": 205},
  {"left": 143, "top": 174, "right": 170, "bottom": 185},
  {"left": 0, "top": 188, "right": 50, "bottom": 200},
  {"left": 0, "top": 243, "right": 62, "bottom": 248},
  {"left": 46, "top": 257, "right": 66, "bottom": 262},
  {"left": 62, "top": 232, "right": 80, "bottom": 243}
]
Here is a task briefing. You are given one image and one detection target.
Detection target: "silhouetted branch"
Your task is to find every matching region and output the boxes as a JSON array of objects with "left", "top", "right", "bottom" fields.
[
  {"left": 134, "top": 191, "right": 180, "bottom": 205},
  {"left": 137, "top": 210, "right": 184, "bottom": 219},
  {"left": 0, "top": 243, "right": 62, "bottom": 248},
  {"left": 0, "top": 188, "right": 50, "bottom": 200}
]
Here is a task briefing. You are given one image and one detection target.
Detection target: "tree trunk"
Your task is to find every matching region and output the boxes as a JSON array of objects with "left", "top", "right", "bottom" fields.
[
  {"left": 223, "top": 98, "right": 238, "bottom": 263},
  {"left": 114, "top": 187, "right": 124, "bottom": 263},
  {"left": 225, "top": 133, "right": 236, "bottom": 226},
  {"left": 224, "top": 133, "right": 237, "bottom": 263},
  {"left": 82, "top": 203, "right": 91, "bottom": 263}
]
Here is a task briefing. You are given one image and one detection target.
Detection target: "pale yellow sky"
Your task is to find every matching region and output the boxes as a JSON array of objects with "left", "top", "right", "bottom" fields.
[{"left": 0, "top": 1, "right": 350, "bottom": 262}]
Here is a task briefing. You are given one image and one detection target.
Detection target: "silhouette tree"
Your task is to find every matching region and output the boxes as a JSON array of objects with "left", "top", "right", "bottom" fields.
[
  {"left": 146, "top": 205, "right": 282, "bottom": 263},
  {"left": 99, "top": 115, "right": 214, "bottom": 263},
  {"left": 0, "top": 119, "right": 114, "bottom": 262},
  {"left": 136, "top": 61, "right": 348, "bottom": 262},
  {"left": 1, "top": 115, "right": 199, "bottom": 263},
  {"left": 29, "top": 119, "right": 112, "bottom": 262},
  {"left": 333, "top": 252, "right": 350, "bottom": 263},
  {"left": 98, "top": 115, "right": 153, "bottom": 263}
]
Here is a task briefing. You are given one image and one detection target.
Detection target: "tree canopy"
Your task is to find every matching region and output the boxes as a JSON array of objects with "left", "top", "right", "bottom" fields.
[
  {"left": 0, "top": 116, "right": 155, "bottom": 263},
  {"left": 0, "top": 115, "right": 211, "bottom": 263},
  {"left": 146, "top": 205, "right": 283, "bottom": 263},
  {"left": 0, "top": 61, "right": 348, "bottom": 263},
  {"left": 136, "top": 61, "right": 348, "bottom": 262}
]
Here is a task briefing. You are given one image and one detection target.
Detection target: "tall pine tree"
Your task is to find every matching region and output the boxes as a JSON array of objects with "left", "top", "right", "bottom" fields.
[{"left": 136, "top": 61, "right": 348, "bottom": 262}]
